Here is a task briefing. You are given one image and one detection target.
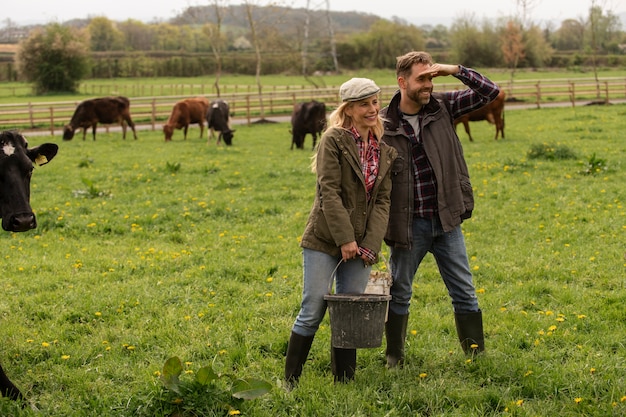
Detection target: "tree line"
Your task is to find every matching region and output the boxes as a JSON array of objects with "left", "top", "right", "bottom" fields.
[{"left": 2, "top": 1, "right": 624, "bottom": 93}]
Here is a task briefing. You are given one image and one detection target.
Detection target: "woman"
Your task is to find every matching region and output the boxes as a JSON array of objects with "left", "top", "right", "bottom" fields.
[{"left": 284, "top": 78, "right": 397, "bottom": 386}]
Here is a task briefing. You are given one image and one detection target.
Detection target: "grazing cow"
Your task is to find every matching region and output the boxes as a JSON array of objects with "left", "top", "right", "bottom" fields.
[
  {"left": 290, "top": 100, "right": 327, "bottom": 150},
  {"left": 163, "top": 97, "right": 210, "bottom": 141},
  {"left": 63, "top": 96, "right": 137, "bottom": 141},
  {"left": 454, "top": 90, "right": 506, "bottom": 141},
  {"left": 0, "top": 130, "right": 58, "bottom": 403},
  {"left": 206, "top": 99, "right": 235, "bottom": 146}
]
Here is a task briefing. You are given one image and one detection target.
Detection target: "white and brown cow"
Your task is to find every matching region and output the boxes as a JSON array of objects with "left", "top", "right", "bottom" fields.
[
  {"left": 0, "top": 130, "right": 58, "bottom": 402},
  {"left": 206, "top": 99, "right": 235, "bottom": 146}
]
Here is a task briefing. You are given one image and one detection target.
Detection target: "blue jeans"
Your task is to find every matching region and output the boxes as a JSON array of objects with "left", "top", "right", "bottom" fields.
[
  {"left": 291, "top": 248, "right": 372, "bottom": 337},
  {"left": 389, "top": 217, "right": 479, "bottom": 315}
]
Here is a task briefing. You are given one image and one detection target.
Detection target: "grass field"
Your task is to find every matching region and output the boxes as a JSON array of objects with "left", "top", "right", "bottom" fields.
[{"left": 0, "top": 102, "right": 625, "bottom": 416}]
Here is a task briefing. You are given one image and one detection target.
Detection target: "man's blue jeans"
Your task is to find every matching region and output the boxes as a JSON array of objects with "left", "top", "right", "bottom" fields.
[
  {"left": 389, "top": 217, "right": 479, "bottom": 315},
  {"left": 291, "top": 248, "right": 371, "bottom": 337}
]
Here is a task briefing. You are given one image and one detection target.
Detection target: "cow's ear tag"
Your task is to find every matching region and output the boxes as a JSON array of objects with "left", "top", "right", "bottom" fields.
[{"left": 35, "top": 154, "right": 49, "bottom": 166}]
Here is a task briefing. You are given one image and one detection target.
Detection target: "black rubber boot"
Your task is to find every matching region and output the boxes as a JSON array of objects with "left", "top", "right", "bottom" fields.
[
  {"left": 284, "top": 332, "right": 314, "bottom": 389},
  {"left": 0, "top": 364, "right": 24, "bottom": 402},
  {"left": 385, "top": 310, "right": 409, "bottom": 368},
  {"left": 331, "top": 347, "right": 356, "bottom": 383},
  {"left": 454, "top": 310, "right": 485, "bottom": 354}
]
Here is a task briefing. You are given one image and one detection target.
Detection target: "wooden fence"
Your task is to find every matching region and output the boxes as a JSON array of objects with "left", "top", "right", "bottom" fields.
[{"left": 1, "top": 77, "right": 625, "bottom": 136}]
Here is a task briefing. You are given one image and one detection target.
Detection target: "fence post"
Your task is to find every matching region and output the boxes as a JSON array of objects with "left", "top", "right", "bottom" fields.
[
  {"left": 604, "top": 81, "right": 609, "bottom": 103},
  {"left": 569, "top": 82, "right": 575, "bottom": 107},
  {"left": 49, "top": 107, "right": 55, "bottom": 136},
  {"left": 535, "top": 82, "right": 541, "bottom": 109},
  {"left": 151, "top": 98, "right": 157, "bottom": 131},
  {"left": 28, "top": 102, "right": 34, "bottom": 128},
  {"left": 246, "top": 96, "right": 251, "bottom": 126}
]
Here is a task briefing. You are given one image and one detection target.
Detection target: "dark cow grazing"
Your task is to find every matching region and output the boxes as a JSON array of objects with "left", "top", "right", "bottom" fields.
[
  {"left": 63, "top": 96, "right": 137, "bottom": 141},
  {"left": 454, "top": 90, "right": 506, "bottom": 141},
  {"left": 0, "top": 130, "right": 58, "bottom": 403},
  {"left": 206, "top": 99, "right": 235, "bottom": 146},
  {"left": 290, "top": 100, "right": 327, "bottom": 150},
  {"left": 163, "top": 97, "right": 210, "bottom": 141}
]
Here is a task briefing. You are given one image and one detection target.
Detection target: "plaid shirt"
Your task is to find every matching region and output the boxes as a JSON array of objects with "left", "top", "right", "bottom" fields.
[
  {"left": 398, "top": 115, "right": 438, "bottom": 218},
  {"left": 350, "top": 126, "right": 380, "bottom": 264},
  {"left": 350, "top": 126, "right": 380, "bottom": 202}
]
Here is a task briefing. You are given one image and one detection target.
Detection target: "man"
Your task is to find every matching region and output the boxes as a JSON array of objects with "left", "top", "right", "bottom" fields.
[{"left": 380, "top": 51, "right": 500, "bottom": 367}]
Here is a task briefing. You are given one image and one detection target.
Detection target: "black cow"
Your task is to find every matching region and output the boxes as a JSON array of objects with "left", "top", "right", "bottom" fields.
[
  {"left": 0, "top": 130, "right": 58, "bottom": 403},
  {"left": 206, "top": 99, "right": 235, "bottom": 146},
  {"left": 290, "top": 100, "right": 326, "bottom": 150},
  {"left": 63, "top": 96, "right": 137, "bottom": 141}
]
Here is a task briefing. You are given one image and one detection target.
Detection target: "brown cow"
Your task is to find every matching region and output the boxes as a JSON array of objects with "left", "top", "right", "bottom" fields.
[
  {"left": 454, "top": 90, "right": 506, "bottom": 141},
  {"left": 163, "top": 97, "right": 210, "bottom": 141},
  {"left": 63, "top": 96, "right": 137, "bottom": 141}
]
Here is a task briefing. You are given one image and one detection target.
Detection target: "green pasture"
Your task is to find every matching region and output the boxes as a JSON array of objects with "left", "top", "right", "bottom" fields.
[{"left": 0, "top": 103, "right": 625, "bottom": 416}]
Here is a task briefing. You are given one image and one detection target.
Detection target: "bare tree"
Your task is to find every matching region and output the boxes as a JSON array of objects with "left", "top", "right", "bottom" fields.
[
  {"left": 205, "top": 0, "right": 227, "bottom": 97},
  {"left": 243, "top": 0, "right": 269, "bottom": 121},
  {"left": 301, "top": 0, "right": 311, "bottom": 76},
  {"left": 515, "top": 0, "right": 540, "bottom": 30},
  {"left": 325, "top": 0, "right": 339, "bottom": 73}
]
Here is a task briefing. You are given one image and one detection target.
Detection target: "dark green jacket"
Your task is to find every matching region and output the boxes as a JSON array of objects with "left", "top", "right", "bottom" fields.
[
  {"left": 381, "top": 91, "right": 474, "bottom": 248},
  {"left": 300, "top": 127, "right": 397, "bottom": 258}
]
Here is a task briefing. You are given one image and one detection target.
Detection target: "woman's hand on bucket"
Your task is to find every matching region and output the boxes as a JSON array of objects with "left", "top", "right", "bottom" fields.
[{"left": 340, "top": 241, "right": 361, "bottom": 261}]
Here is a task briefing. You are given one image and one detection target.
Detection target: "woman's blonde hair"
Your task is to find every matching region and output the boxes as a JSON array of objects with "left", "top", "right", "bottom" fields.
[{"left": 310, "top": 96, "right": 384, "bottom": 172}]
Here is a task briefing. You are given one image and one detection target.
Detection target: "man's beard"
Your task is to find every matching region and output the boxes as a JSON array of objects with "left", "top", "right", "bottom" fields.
[{"left": 407, "top": 87, "right": 432, "bottom": 106}]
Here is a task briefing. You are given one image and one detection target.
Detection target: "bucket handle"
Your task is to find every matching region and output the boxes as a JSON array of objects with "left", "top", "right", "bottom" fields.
[
  {"left": 327, "top": 259, "right": 343, "bottom": 295},
  {"left": 327, "top": 250, "right": 390, "bottom": 295}
]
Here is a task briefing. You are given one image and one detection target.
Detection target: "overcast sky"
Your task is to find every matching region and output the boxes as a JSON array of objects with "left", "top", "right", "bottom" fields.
[{"left": 5, "top": 0, "right": 626, "bottom": 26}]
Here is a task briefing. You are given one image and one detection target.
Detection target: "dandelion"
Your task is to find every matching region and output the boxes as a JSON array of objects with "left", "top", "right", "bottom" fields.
[
  {"left": 266, "top": 277, "right": 273, "bottom": 283},
  {"left": 265, "top": 292, "right": 273, "bottom": 297},
  {"left": 95, "top": 311, "right": 102, "bottom": 317},
  {"left": 228, "top": 410, "right": 241, "bottom": 416},
  {"left": 476, "top": 288, "right": 486, "bottom": 294},
  {"left": 548, "top": 325, "right": 557, "bottom": 332},
  {"left": 574, "top": 397, "right": 583, "bottom": 404},
  {"left": 410, "top": 330, "right": 417, "bottom": 336},
  {"left": 465, "top": 359, "right": 472, "bottom": 364},
  {"left": 419, "top": 373, "right": 427, "bottom": 379},
  {"left": 61, "top": 355, "right": 70, "bottom": 360},
  {"left": 577, "top": 314, "right": 587, "bottom": 319},
  {"left": 524, "top": 370, "right": 533, "bottom": 377},
  {"left": 620, "top": 396, "right": 626, "bottom": 402},
  {"left": 42, "top": 342, "right": 50, "bottom": 348},
  {"left": 516, "top": 399, "right": 524, "bottom": 406},
  {"left": 590, "top": 368, "right": 596, "bottom": 374},
  {"left": 154, "top": 371, "right": 161, "bottom": 377}
]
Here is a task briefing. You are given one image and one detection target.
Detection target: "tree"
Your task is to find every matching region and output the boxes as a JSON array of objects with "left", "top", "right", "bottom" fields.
[
  {"left": 501, "top": 20, "right": 525, "bottom": 85},
  {"left": 202, "top": 0, "right": 228, "bottom": 96},
  {"left": 88, "top": 17, "right": 124, "bottom": 51},
  {"left": 585, "top": 0, "right": 621, "bottom": 97},
  {"left": 345, "top": 20, "right": 425, "bottom": 69},
  {"left": 15, "top": 23, "right": 90, "bottom": 94},
  {"left": 552, "top": 19, "right": 585, "bottom": 51}
]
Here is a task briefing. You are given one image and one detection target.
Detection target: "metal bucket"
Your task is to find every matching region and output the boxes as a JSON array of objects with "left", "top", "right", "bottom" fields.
[{"left": 324, "top": 293, "right": 391, "bottom": 349}]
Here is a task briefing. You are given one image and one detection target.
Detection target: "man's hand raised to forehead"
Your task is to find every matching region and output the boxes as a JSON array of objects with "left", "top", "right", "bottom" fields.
[{"left": 418, "top": 63, "right": 460, "bottom": 78}]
